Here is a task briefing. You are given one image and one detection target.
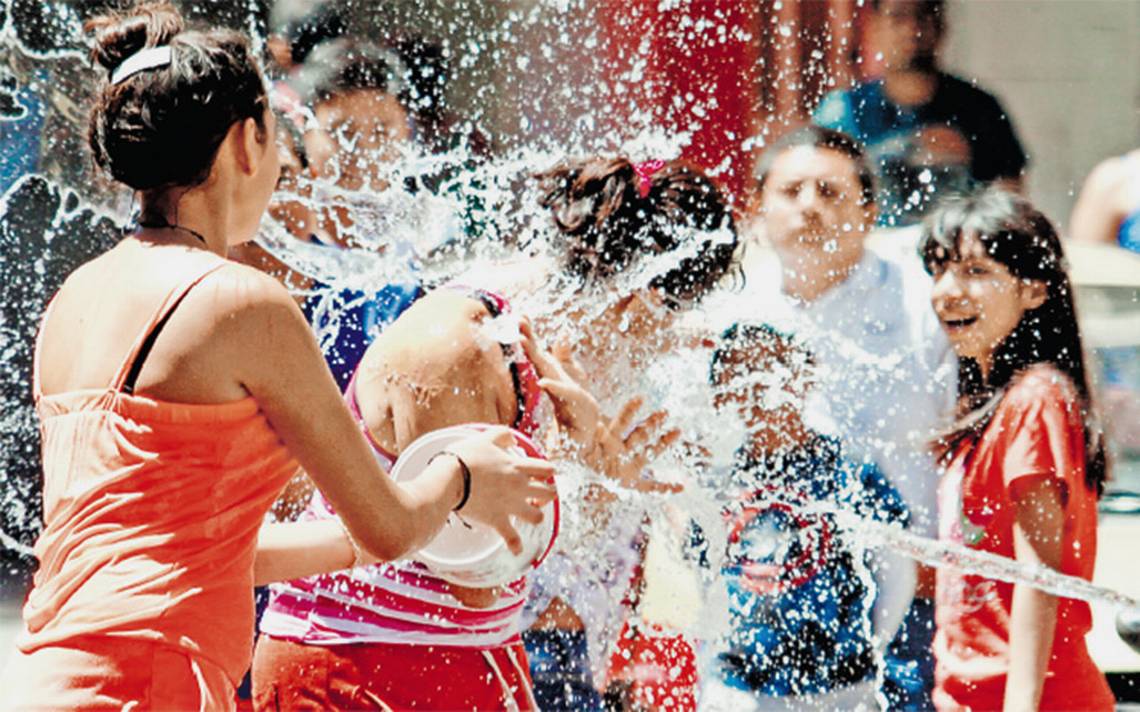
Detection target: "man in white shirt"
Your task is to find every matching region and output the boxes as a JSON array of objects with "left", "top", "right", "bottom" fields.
[{"left": 735, "top": 125, "right": 955, "bottom": 710}]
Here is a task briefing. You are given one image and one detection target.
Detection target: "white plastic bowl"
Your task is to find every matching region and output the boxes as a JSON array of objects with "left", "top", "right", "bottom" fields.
[{"left": 390, "top": 424, "right": 559, "bottom": 587}]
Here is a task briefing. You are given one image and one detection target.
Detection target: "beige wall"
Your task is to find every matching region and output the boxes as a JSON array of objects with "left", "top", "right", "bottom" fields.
[{"left": 942, "top": 0, "right": 1140, "bottom": 231}]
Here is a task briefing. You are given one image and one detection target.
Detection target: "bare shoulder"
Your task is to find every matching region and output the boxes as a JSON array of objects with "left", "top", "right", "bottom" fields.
[
  {"left": 188, "top": 260, "right": 311, "bottom": 358},
  {"left": 1083, "top": 156, "right": 1131, "bottom": 196}
]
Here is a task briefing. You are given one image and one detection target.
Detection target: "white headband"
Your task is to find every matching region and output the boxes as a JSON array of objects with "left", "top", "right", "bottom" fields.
[{"left": 110, "top": 45, "right": 173, "bottom": 85}]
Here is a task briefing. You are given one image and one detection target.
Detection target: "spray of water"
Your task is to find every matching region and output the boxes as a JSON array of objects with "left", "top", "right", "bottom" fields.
[{"left": 2, "top": 1, "right": 1137, "bottom": 703}]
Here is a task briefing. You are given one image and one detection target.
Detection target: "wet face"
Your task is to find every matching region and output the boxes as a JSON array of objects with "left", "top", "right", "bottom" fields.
[
  {"left": 929, "top": 234, "right": 1046, "bottom": 375},
  {"left": 312, "top": 89, "right": 411, "bottom": 192},
  {"left": 713, "top": 338, "right": 810, "bottom": 450},
  {"left": 874, "top": 0, "right": 943, "bottom": 72},
  {"left": 267, "top": 123, "right": 314, "bottom": 239},
  {"left": 760, "top": 145, "right": 873, "bottom": 266}
]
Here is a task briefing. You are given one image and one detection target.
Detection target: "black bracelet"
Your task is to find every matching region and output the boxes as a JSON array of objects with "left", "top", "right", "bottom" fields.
[{"left": 429, "top": 451, "right": 472, "bottom": 512}]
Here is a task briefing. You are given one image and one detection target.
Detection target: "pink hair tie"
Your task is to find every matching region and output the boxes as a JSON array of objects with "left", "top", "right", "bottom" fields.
[{"left": 633, "top": 159, "right": 666, "bottom": 198}]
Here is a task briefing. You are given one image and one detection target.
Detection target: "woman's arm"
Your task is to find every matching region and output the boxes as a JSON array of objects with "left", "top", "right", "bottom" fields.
[
  {"left": 1004, "top": 474, "right": 1066, "bottom": 712},
  {"left": 217, "top": 268, "right": 554, "bottom": 569},
  {"left": 254, "top": 520, "right": 360, "bottom": 586},
  {"left": 1070, "top": 157, "right": 1126, "bottom": 245}
]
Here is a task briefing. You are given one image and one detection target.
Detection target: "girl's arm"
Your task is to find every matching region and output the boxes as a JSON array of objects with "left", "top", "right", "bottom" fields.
[
  {"left": 254, "top": 519, "right": 362, "bottom": 586},
  {"left": 1004, "top": 474, "right": 1066, "bottom": 712}
]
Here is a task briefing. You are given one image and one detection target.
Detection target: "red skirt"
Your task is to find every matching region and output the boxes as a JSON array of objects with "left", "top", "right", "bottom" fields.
[{"left": 251, "top": 635, "right": 537, "bottom": 711}]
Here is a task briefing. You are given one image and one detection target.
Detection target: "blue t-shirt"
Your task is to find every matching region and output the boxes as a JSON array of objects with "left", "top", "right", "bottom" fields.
[
  {"left": 694, "top": 435, "right": 909, "bottom": 697},
  {"left": 814, "top": 73, "right": 1027, "bottom": 226},
  {"left": 0, "top": 68, "right": 47, "bottom": 195},
  {"left": 301, "top": 278, "right": 423, "bottom": 390},
  {"left": 1118, "top": 208, "right": 1140, "bottom": 254}
]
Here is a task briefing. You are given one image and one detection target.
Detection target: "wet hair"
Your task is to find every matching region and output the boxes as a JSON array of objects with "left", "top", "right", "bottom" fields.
[
  {"left": 920, "top": 188, "right": 1107, "bottom": 495},
  {"left": 281, "top": 4, "right": 347, "bottom": 66},
  {"left": 710, "top": 322, "right": 812, "bottom": 386},
  {"left": 753, "top": 125, "right": 876, "bottom": 207},
  {"left": 86, "top": 1, "right": 268, "bottom": 192},
  {"left": 537, "top": 157, "right": 739, "bottom": 307},
  {"left": 301, "top": 38, "right": 407, "bottom": 104}
]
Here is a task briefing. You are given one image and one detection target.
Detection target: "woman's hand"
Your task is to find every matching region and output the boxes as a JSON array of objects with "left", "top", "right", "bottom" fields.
[
  {"left": 443, "top": 427, "right": 557, "bottom": 555},
  {"left": 520, "top": 322, "right": 602, "bottom": 447}
]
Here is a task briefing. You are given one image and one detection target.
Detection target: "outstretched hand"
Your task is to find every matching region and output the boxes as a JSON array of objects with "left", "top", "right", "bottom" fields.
[
  {"left": 588, "top": 397, "right": 683, "bottom": 495},
  {"left": 520, "top": 322, "right": 682, "bottom": 496}
]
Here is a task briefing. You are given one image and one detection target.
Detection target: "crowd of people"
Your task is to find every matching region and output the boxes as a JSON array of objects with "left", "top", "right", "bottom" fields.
[{"left": 2, "top": 0, "right": 1137, "bottom": 710}]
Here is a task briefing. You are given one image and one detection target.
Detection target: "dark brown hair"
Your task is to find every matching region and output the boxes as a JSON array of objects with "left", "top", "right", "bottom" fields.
[
  {"left": 86, "top": 1, "right": 268, "bottom": 192},
  {"left": 753, "top": 125, "right": 876, "bottom": 207},
  {"left": 921, "top": 188, "right": 1107, "bottom": 495},
  {"left": 537, "top": 157, "right": 738, "bottom": 307}
]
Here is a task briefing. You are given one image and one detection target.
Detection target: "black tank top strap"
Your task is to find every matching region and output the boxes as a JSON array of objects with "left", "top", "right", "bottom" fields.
[{"left": 114, "top": 262, "right": 227, "bottom": 395}]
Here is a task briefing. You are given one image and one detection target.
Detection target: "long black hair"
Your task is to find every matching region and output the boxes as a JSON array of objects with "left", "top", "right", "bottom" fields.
[{"left": 920, "top": 188, "right": 1107, "bottom": 495}]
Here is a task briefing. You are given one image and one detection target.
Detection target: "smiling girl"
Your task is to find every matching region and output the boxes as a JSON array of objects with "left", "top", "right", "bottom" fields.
[{"left": 920, "top": 189, "right": 1113, "bottom": 711}]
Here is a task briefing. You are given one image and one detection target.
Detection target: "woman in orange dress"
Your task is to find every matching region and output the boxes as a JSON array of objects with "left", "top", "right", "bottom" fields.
[{"left": 0, "top": 3, "right": 554, "bottom": 710}]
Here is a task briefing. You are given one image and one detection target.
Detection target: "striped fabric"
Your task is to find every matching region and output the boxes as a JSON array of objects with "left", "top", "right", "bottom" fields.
[{"left": 262, "top": 481, "right": 530, "bottom": 649}]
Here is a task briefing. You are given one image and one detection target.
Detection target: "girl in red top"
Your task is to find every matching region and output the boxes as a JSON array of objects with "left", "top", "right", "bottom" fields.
[{"left": 920, "top": 189, "right": 1114, "bottom": 711}]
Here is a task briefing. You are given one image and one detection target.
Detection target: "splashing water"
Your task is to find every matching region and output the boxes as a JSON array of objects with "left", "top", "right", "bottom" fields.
[{"left": 2, "top": 0, "right": 1138, "bottom": 704}]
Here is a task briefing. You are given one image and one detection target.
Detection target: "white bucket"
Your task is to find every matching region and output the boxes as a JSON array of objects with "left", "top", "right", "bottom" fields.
[{"left": 390, "top": 424, "right": 559, "bottom": 587}]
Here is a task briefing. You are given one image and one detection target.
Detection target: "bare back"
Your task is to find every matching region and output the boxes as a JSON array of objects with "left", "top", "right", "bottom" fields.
[{"left": 38, "top": 238, "right": 265, "bottom": 404}]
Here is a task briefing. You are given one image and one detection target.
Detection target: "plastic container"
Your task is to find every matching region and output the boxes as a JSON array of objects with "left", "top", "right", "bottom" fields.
[{"left": 389, "top": 423, "right": 559, "bottom": 587}]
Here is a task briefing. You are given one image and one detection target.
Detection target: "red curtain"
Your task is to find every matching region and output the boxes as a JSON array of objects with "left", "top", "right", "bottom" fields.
[{"left": 598, "top": 0, "right": 873, "bottom": 200}]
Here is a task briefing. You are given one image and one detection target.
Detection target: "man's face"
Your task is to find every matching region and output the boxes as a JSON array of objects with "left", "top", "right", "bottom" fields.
[
  {"left": 875, "top": 0, "right": 943, "bottom": 71},
  {"left": 759, "top": 145, "right": 873, "bottom": 264}
]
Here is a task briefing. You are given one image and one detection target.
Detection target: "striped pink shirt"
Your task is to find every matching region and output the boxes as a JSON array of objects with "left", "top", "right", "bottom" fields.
[
  {"left": 261, "top": 364, "right": 532, "bottom": 649},
  {"left": 260, "top": 488, "right": 530, "bottom": 648}
]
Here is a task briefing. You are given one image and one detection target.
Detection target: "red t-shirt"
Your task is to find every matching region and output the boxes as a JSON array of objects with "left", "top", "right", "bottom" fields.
[{"left": 934, "top": 366, "right": 1113, "bottom": 711}]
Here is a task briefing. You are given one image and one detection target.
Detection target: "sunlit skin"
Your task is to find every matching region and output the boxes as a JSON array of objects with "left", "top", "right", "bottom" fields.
[
  {"left": 357, "top": 291, "right": 522, "bottom": 609},
  {"left": 928, "top": 234, "right": 1046, "bottom": 380},
  {"left": 758, "top": 145, "right": 875, "bottom": 303},
  {"left": 928, "top": 233, "right": 1065, "bottom": 712},
  {"left": 1070, "top": 147, "right": 1140, "bottom": 245}
]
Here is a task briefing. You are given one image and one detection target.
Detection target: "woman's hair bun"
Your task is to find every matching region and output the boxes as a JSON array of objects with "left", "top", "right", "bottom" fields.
[
  {"left": 86, "top": 2, "right": 184, "bottom": 74},
  {"left": 85, "top": 1, "right": 268, "bottom": 192}
]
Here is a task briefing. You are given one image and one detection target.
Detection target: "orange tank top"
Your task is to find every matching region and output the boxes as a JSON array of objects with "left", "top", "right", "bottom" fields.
[{"left": 19, "top": 260, "right": 298, "bottom": 688}]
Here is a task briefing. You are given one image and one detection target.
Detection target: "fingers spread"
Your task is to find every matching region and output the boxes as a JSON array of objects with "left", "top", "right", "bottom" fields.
[
  {"left": 609, "top": 396, "right": 644, "bottom": 437},
  {"left": 644, "top": 428, "right": 683, "bottom": 459},
  {"left": 624, "top": 410, "right": 668, "bottom": 448},
  {"left": 516, "top": 457, "right": 556, "bottom": 478}
]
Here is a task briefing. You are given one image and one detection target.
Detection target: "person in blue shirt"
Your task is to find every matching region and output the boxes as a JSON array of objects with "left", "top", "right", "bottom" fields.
[
  {"left": 696, "top": 322, "right": 909, "bottom": 710},
  {"left": 813, "top": 0, "right": 1026, "bottom": 227}
]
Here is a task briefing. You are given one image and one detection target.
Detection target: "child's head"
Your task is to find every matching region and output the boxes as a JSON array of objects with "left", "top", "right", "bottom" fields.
[
  {"left": 922, "top": 189, "right": 1079, "bottom": 388},
  {"left": 920, "top": 188, "right": 1106, "bottom": 492},
  {"left": 537, "top": 156, "right": 739, "bottom": 308},
  {"left": 710, "top": 323, "right": 815, "bottom": 453},
  {"left": 360, "top": 290, "right": 538, "bottom": 453}
]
